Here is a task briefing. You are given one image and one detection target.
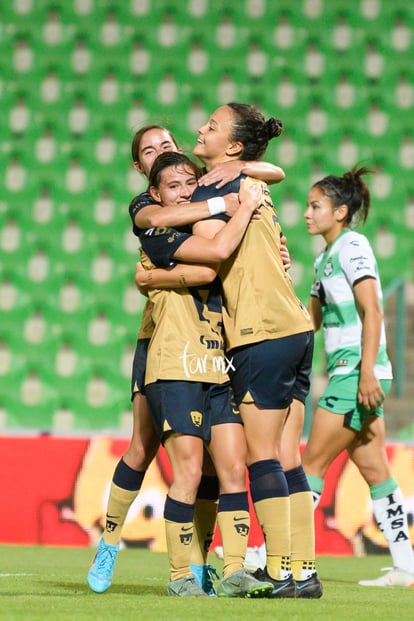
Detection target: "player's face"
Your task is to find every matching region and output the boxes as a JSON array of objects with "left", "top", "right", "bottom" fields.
[
  {"left": 134, "top": 128, "right": 179, "bottom": 177},
  {"left": 304, "top": 186, "right": 343, "bottom": 243},
  {"left": 193, "top": 105, "right": 236, "bottom": 167},
  {"left": 150, "top": 164, "right": 198, "bottom": 206}
]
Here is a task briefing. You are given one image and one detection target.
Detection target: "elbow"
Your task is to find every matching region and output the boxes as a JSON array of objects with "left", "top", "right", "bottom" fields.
[
  {"left": 361, "top": 305, "right": 383, "bottom": 327},
  {"left": 145, "top": 212, "right": 165, "bottom": 227},
  {"left": 202, "top": 266, "right": 219, "bottom": 283},
  {"left": 214, "top": 247, "right": 232, "bottom": 262},
  {"left": 376, "top": 307, "right": 384, "bottom": 323},
  {"left": 367, "top": 303, "right": 383, "bottom": 322},
  {"left": 277, "top": 167, "right": 286, "bottom": 182}
]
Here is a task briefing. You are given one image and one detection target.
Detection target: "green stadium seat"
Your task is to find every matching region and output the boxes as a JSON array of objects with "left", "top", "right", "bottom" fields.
[
  {"left": 1, "top": 0, "right": 413, "bottom": 433},
  {"left": 4, "top": 368, "right": 58, "bottom": 431},
  {"left": 67, "top": 366, "right": 130, "bottom": 431},
  {"left": 369, "top": 219, "right": 411, "bottom": 285},
  {"left": 0, "top": 279, "right": 31, "bottom": 339},
  {"left": 0, "top": 330, "right": 27, "bottom": 379}
]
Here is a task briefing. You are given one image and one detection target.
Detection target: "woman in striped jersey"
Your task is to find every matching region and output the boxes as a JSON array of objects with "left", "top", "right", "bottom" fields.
[{"left": 302, "top": 165, "right": 414, "bottom": 588}]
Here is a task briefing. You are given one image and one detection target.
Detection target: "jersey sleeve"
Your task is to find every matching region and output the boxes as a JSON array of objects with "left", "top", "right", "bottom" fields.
[
  {"left": 309, "top": 253, "right": 322, "bottom": 298},
  {"left": 128, "top": 191, "right": 155, "bottom": 237},
  {"left": 139, "top": 226, "right": 192, "bottom": 268},
  {"left": 339, "top": 234, "right": 377, "bottom": 287}
]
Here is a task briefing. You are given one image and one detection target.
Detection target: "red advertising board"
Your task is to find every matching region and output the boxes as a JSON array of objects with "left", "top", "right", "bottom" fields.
[{"left": 1, "top": 436, "right": 413, "bottom": 555}]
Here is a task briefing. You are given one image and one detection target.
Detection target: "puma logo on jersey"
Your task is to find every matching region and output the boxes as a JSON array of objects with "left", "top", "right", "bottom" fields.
[{"left": 190, "top": 411, "right": 203, "bottom": 427}]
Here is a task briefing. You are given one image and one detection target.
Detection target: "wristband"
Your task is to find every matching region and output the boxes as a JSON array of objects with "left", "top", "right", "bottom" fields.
[{"left": 207, "top": 196, "right": 226, "bottom": 216}]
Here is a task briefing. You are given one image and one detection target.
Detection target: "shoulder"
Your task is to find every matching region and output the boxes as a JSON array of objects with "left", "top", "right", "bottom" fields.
[
  {"left": 192, "top": 175, "right": 243, "bottom": 201},
  {"left": 340, "top": 230, "right": 371, "bottom": 250},
  {"left": 338, "top": 230, "right": 377, "bottom": 279},
  {"left": 129, "top": 190, "right": 153, "bottom": 213},
  {"left": 338, "top": 230, "right": 374, "bottom": 261}
]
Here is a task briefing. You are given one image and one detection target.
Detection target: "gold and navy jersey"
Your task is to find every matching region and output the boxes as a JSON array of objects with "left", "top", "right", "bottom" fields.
[
  {"left": 137, "top": 298, "right": 154, "bottom": 340},
  {"left": 129, "top": 190, "right": 153, "bottom": 237},
  {"left": 191, "top": 175, "right": 313, "bottom": 351},
  {"left": 140, "top": 230, "right": 230, "bottom": 385}
]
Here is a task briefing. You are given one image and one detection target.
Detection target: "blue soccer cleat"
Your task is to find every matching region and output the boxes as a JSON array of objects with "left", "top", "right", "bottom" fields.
[
  {"left": 87, "top": 539, "right": 120, "bottom": 593},
  {"left": 190, "top": 563, "right": 220, "bottom": 596}
]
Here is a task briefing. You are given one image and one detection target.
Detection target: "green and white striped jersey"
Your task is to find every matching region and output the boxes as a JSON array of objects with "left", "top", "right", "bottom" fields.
[{"left": 310, "top": 229, "right": 393, "bottom": 379}]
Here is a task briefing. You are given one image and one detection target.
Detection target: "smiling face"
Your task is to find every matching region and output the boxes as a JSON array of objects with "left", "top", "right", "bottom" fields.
[
  {"left": 192, "top": 105, "right": 242, "bottom": 169},
  {"left": 133, "top": 128, "right": 180, "bottom": 177},
  {"left": 304, "top": 185, "right": 347, "bottom": 245},
  {"left": 149, "top": 164, "right": 199, "bottom": 206}
]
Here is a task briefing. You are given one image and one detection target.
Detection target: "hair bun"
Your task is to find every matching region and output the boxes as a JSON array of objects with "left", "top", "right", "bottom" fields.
[{"left": 265, "top": 117, "right": 283, "bottom": 139}]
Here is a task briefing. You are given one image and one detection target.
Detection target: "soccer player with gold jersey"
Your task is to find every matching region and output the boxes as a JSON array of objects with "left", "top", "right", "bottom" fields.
[
  {"left": 137, "top": 104, "right": 322, "bottom": 599},
  {"left": 139, "top": 152, "right": 275, "bottom": 598},
  {"left": 189, "top": 104, "right": 322, "bottom": 598},
  {"left": 87, "top": 125, "right": 285, "bottom": 596}
]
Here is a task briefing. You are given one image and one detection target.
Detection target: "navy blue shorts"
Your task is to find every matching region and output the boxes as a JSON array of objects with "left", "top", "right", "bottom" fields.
[
  {"left": 228, "top": 331, "right": 314, "bottom": 409},
  {"left": 145, "top": 380, "right": 242, "bottom": 443},
  {"left": 130, "top": 338, "right": 149, "bottom": 399}
]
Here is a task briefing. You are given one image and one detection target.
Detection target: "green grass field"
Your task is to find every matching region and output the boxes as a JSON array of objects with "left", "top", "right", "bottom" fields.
[{"left": 1, "top": 546, "right": 412, "bottom": 621}]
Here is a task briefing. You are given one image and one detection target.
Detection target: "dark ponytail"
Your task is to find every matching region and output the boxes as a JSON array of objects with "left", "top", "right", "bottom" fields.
[
  {"left": 227, "top": 102, "right": 283, "bottom": 160},
  {"left": 313, "top": 165, "right": 374, "bottom": 225}
]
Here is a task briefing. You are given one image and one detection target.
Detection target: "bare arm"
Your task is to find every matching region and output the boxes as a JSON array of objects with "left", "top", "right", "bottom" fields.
[
  {"left": 136, "top": 182, "right": 261, "bottom": 293},
  {"left": 135, "top": 261, "right": 218, "bottom": 294},
  {"left": 198, "top": 160, "right": 285, "bottom": 189},
  {"left": 354, "top": 277, "right": 385, "bottom": 411},
  {"left": 134, "top": 195, "right": 239, "bottom": 228},
  {"left": 307, "top": 296, "right": 323, "bottom": 332},
  {"left": 172, "top": 181, "right": 261, "bottom": 263}
]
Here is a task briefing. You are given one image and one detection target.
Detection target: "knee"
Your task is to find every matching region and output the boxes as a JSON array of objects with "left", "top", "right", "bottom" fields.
[
  {"left": 219, "top": 461, "right": 247, "bottom": 493},
  {"left": 301, "top": 447, "right": 326, "bottom": 477},
  {"left": 183, "top": 459, "right": 203, "bottom": 488},
  {"left": 124, "top": 437, "right": 159, "bottom": 471},
  {"left": 170, "top": 450, "right": 202, "bottom": 486},
  {"left": 280, "top": 448, "right": 302, "bottom": 472}
]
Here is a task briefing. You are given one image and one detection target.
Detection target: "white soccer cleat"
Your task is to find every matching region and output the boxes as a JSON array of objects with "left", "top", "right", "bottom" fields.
[{"left": 359, "top": 567, "right": 414, "bottom": 587}]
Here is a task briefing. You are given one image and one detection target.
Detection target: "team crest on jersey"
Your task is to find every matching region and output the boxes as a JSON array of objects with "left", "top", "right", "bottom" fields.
[
  {"left": 323, "top": 258, "right": 333, "bottom": 277},
  {"left": 190, "top": 410, "right": 203, "bottom": 427}
]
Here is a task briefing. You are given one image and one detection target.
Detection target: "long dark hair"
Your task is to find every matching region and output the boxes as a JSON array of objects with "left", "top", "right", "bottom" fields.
[
  {"left": 227, "top": 102, "right": 283, "bottom": 160},
  {"left": 313, "top": 165, "right": 374, "bottom": 225}
]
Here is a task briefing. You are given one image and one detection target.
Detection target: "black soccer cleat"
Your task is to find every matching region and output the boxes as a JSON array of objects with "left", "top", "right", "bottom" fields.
[
  {"left": 253, "top": 567, "right": 297, "bottom": 598},
  {"left": 296, "top": 573, "right": 323, "bottom": 598}
]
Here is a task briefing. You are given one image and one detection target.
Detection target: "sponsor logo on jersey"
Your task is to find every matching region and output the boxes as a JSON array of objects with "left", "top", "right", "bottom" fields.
[
  {"left": 240, "top": 328, "right": 254, "bottom": 335},
  {"left": 335, "top": 359, "right": 349, "bottom": 367},
  {"left": 180, "top": 341, "right": 234, "bottom": 377}
]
